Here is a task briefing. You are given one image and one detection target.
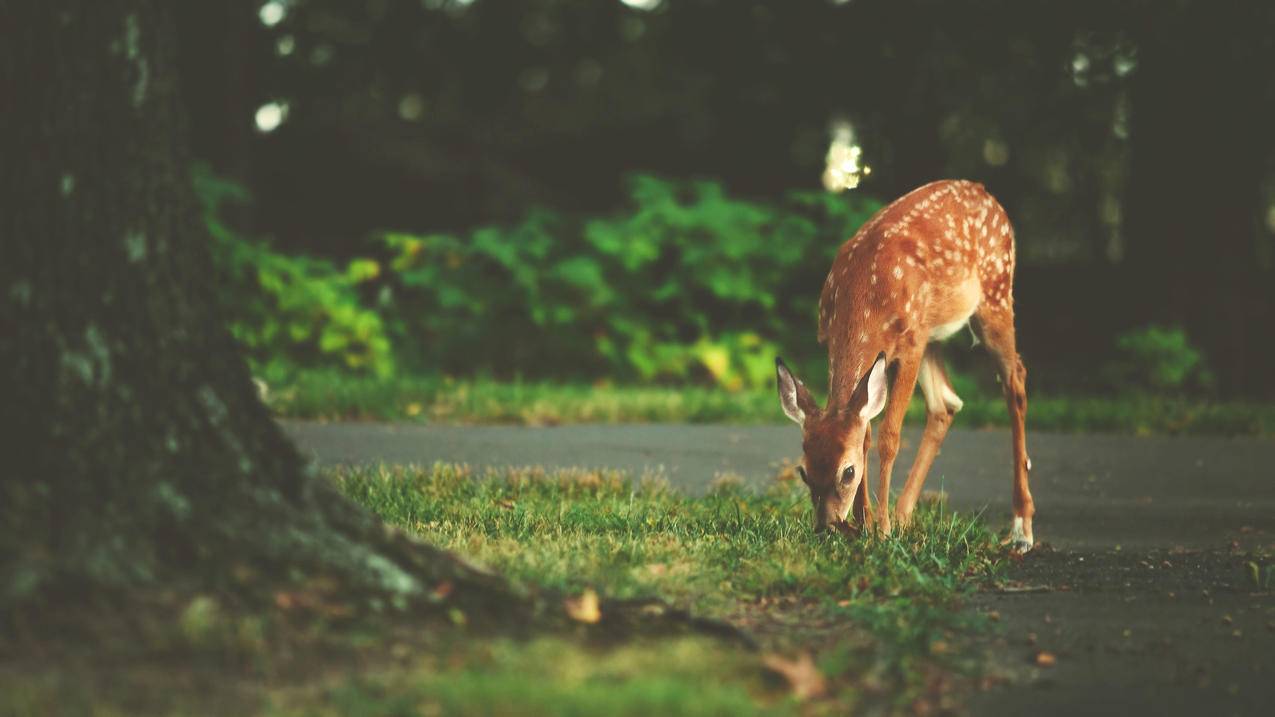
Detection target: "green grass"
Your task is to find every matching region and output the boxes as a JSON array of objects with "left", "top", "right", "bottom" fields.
[
  {"left": 2, "top": 465, "right": 1004, "bottom": 715},
  {"left": 266, "top": 370, "right": 1275, "bottom": 435},
  {"left": 298, "top": 464, "right": 1006, "bottom": 714},
  {"left": 268, "top": 637, "right": 774, "bottom": 717}
]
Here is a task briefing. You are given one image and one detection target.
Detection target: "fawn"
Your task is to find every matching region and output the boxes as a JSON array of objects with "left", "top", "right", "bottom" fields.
[{"left": 775, "top": 179, "right": 1034, "bottom": 552}]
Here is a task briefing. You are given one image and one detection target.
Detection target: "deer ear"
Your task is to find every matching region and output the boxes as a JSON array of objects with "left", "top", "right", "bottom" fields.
[
  {"left": 854, "top": 353, "right": 889, "bottom": 420},
  {"left": 775, "top": 357, "right": 817, "bottom": 426}
]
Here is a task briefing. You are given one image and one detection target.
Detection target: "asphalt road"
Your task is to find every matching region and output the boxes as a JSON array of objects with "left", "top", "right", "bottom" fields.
[{"left": 284, "top": 421, "right": 1275, "bottom": 715}]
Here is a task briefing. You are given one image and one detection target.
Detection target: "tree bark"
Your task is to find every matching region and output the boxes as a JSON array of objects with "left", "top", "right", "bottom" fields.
[{"left": 0, "top": 0, "right": 516, "bottom": 616}]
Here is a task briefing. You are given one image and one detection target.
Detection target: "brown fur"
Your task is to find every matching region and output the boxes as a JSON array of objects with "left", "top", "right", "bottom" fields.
[{"left": 785, "top": 180, "right": 1035, "bottom": 545}]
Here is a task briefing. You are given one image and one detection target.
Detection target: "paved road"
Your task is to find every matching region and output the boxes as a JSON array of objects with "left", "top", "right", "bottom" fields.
[{"left": 284, "top": 421, "right": 1275, "bottom": 715}]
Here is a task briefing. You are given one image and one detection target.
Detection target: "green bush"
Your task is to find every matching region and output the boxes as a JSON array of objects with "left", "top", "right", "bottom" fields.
[
  {"left": 194, "top": 165, "right": 394, "bottom": 380},
  {"left": 374, "top": 176, "right": 881, "bottom": 389},
  {"left": 1104, "top": 325, "right": 1209, "bottom": 392}
]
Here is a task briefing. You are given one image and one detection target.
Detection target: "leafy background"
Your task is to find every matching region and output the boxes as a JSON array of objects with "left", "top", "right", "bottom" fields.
[{"left": 198, "top": 164, "right": 1211, "bottom": 400}]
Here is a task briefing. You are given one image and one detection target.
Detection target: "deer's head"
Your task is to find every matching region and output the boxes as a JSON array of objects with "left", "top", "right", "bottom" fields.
[{"left": 775, "top": 354, "right": 888, "bottom": 534}]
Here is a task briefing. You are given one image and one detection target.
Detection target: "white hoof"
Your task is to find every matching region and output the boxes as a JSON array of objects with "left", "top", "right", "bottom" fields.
[{"left": 1006, "top": 516, "right": 1034, "bottom": 554}]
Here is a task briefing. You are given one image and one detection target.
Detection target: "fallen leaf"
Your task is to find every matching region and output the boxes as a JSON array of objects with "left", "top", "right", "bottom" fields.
[
  {"left": 762, "top": 652, "right": 827, "bottom": 700},
  {"left": 432, "top": 580, "right": 454, "bottom": 601},
  {"left": 564, "top": 589, "right": 602, "bottom": 624},
  {"left": 1035, "top": 651, "right": 1057, "bottom": 667}
]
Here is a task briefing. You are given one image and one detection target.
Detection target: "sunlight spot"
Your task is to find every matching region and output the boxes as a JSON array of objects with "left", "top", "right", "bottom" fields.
[
  {"left": 1114, "top": 53, "right": 1137, "bottom": 78},
  {"left": 982, "top": 138, "right": 1009, "bottom": 167},
  {"left": 254, "top": 101, "right": 289, "bottom": 133},
  {"left": 619, "top": 0, "right": 663, "bottom": 11},
  {"left": 1071, "top": 52, "right": 1090, "bottom": 87},
  {"left": 822, "top": 119, "right": 871, "bottom": 192},
  {"left": 259, "top": 1, "right": 286, "bottom": 27},
  {"left": 124, "top": 231, "right": 147, "bottom": 263},
  {"left": 398, "top": 93, "right": 425, "bottom": 121},
  {"left": 275, "top": 34, "right": 295, "bottom": 56}
]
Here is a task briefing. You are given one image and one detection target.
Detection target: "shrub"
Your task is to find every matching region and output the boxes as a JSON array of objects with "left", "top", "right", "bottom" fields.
[
  {"left": 194, "top": 165, "right": 394, "bottom": 380},
  {"left": 1104, "top": 325, "right": 1209, "bottom": 392},
  {"left": 374, "top": 175, "right": 881, "bottom": 388}
]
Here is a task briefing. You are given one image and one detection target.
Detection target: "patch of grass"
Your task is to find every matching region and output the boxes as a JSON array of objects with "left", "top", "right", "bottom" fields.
[
  {"left": 266, "top": 370, "right": 1275, "bottom": 436},
  {"left": 269, "top": 637, "right": 774, "bottom": 717},
  {"left": 266, "top": 371, "right": 774, "bottom": 425},
  {"left": 319, "top": 464, "right": 1004, "bottom": 713},
  {"left": 1, "top": 465, "right": 1004, "bottom": 715}
]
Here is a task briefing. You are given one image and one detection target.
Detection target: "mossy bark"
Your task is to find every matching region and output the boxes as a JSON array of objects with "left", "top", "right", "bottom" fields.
[{"left": 0, "top": 1, "right": 521, "bottom": 620}]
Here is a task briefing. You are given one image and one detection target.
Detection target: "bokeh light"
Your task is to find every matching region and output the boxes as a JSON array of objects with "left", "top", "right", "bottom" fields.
[
  {"left": 821, "top": 120, "right": 871, "bottom": 192},
  {"left": 254, "top": 101, "right": 289, "bottom": 133}
]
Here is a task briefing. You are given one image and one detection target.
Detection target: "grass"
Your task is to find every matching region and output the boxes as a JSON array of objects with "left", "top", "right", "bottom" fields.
[
  {"left": 268, "top": 637, "right": 772, "bottom": 717},
  {"left": 265, "top": 370, "right": 1275, "bottom": 436},
  {"left": 292, "top": 464, "right": 1007, "bottom": 714},
  {"left": 2, "top": 465, "right": 1005, "bottom": 715}
]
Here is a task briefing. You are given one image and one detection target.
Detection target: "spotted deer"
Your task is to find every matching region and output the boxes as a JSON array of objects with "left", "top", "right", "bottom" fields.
[{"left": 775, "top": 179, "right": 1034, "bottom": 552}]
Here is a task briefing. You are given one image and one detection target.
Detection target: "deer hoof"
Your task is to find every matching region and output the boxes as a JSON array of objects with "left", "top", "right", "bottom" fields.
[{"left": 1003, "top": 516, "right": 1034, "bottom": 554}]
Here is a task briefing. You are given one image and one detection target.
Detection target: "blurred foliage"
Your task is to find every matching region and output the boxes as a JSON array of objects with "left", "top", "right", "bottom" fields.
[
  {"left": 198, "top": 165, "right": 878, "bottom": 389},
  {"left": 1103, "top": 325, "right": 1210, "bottom": 393},
  {"left": 372, "top": 176, "right": 881, "bottom": 388},
  {"left": 180, "top": 0, "right": 1275, "bottom": 396},
  {"left": 195, "top": 164, "right": 394, "bottom": 380}
]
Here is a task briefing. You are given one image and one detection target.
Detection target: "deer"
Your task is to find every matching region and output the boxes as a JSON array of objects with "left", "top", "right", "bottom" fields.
[{"left": 775, "top": 179, "right": 1035, "bottom": 552}]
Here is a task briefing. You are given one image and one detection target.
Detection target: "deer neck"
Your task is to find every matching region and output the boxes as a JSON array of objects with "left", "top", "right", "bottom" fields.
[{"left": 826, "top": 330, "right": 889, "bottom": 413}]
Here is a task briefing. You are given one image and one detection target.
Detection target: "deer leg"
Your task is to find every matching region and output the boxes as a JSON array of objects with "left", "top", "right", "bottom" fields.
[
  {"left": 975, "top": 308, "right": 1035, "bottom": 552},
  {"left": 874, "top": 344, "right": 924, "bottom": 536},
  {"left": 851, "top": 424, "right": 873, "bottom": 529},
  {"left": 895, "top": 345, "right": 962, "bottom": 527}
]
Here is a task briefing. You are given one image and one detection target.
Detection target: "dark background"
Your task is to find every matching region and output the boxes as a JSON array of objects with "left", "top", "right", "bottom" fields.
[{"left": 175, "top": 0, "right": 1275, "bottom": 396}]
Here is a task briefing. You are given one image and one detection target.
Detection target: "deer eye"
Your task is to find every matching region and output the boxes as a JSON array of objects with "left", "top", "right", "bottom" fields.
[
  {"left": 840, "top": 465, "right": 855, "bottom": 485},
  {"left": 796, "top": 466, "right": 809, "bottom": 484}
]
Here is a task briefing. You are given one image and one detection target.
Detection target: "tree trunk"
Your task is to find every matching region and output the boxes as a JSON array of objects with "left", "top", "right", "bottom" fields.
[{"left": 0, "top": 0, "right": 514, "bottom": 615}]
